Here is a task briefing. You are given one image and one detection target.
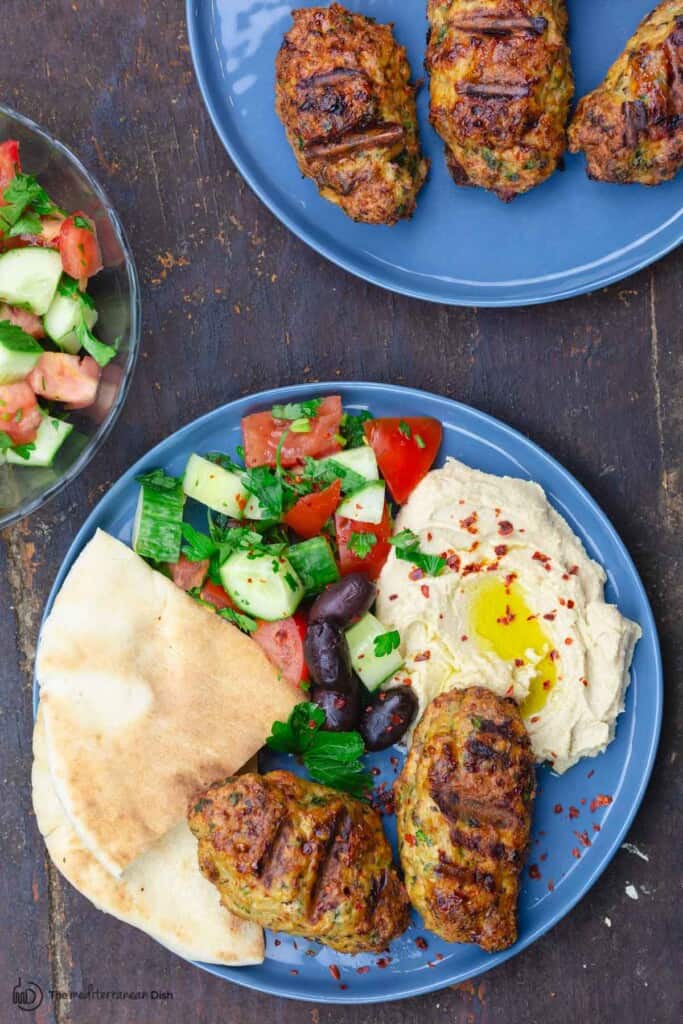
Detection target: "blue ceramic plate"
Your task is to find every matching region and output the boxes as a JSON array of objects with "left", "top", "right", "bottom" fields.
[
  {"left": 35, "top": 384, "right": 662, "bottom": 1003},
  {"left": 186, "top": 1, "right": 682, "bottom": 307}
]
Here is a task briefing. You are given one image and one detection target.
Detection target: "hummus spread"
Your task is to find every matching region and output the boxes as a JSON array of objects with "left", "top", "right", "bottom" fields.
[{"left": 376, "top": 459, "right": 641, "bottom": 773}]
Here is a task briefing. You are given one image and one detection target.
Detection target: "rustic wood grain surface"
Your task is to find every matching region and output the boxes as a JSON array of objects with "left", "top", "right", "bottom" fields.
[{"left": 1, "top": 2, "right": 680, "bottom": 1022}]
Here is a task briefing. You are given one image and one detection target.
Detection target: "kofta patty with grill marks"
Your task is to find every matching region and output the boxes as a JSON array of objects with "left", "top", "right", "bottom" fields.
[
  {"left": 426, "top": 1, "right": 573, "bottom": 201},
  {"left": 188, "top": 770, "right": 410, "bottom": 955},
  {"left": 569, "top": 1, "right": 683, "bottom": 185},
  {"left": 395, "top": 687, "right": 536, "bottom": 952},
  {"left": 275, "top": 4, "right": 428, "bottom": 224}
]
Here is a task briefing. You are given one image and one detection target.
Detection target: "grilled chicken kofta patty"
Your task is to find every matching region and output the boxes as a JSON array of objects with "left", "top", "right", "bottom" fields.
[
  {"left": 395, "top": 688, "right": 535, "bottom": 952},
  {"left": 275, "top": 4, "right": 429, "bottom": 224},
  {"left": 426, "top": 1, "right": 573, "bottom": 200},
  {"left": 188, "top": 770, "right": 410, "bottom": 954},
  {"left": 569, "top": 1, "right": 683, "bottom": 185}
]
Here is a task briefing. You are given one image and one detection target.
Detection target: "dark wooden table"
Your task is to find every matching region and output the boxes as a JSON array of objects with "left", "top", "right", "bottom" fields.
[{"left": 1, "top": 3, "right": 680, "bottom": 1022}]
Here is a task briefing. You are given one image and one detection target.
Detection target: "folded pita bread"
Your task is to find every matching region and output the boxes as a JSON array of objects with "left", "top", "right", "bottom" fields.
[
  {"left": 37, "top": 529, "right": 298, "bottom": 877},
  {"left": 32, "top": 708, "right": 264, "bottom": 966}
]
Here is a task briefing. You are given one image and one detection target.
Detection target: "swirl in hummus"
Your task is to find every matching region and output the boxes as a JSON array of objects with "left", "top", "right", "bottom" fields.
[{"left": 376, "top": 459, "right": 641, "bottom": 774}]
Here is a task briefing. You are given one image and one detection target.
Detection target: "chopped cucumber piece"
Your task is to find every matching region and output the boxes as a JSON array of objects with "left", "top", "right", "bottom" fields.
[
  {"left": 324, "top": 446, "right": 378, "bottom": 490},
  {"left": 243, "top": 490, "right": 270, "bottom": 520},
  {"left": 43, "top": 289, "right": 97, "bottom": 354},
  {"left": 183, "top": 453, "right": 248, "bottom": 518},
  {"left": 5, "top": 415, "right": 72, "bottom": 466},
  {"left": 346, "top": 612, "right": 404, "bottom": 692},
  {"left": 220, "top": 550, "right": 304, "bottom": 621},
  {"left": 132, "top": 478, "right": 185, "bottom": 562},
  {"left": 337, "top": 480, "right": 385, "bottom": 525},
  {"left": 288, "top": 536, "right": 340, "bottom": 596},
  {"left": 0, "top": 323, "right": 43, "bottom": 383},
  {"left": 0, "top": 247, "right": 63, "bottom": 315}
]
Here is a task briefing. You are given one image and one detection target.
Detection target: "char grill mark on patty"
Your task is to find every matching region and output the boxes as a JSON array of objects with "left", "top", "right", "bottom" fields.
[
  {"left": 304, "top": 124, "right": 405, "bottom": 160},
  {"left": 457, "top": 81, "right": 531, "bottom": 100},
  {"left": 451, "top": 14, "right": 548, "bottom": 37},
  {"left": 308, "top": 808, "right": 352, "bottom": 923}
]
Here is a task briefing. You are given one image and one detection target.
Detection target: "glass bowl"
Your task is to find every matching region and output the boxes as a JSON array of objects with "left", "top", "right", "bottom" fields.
[{"left": 0, "top": 103, "right": 140, "bottom": 529}]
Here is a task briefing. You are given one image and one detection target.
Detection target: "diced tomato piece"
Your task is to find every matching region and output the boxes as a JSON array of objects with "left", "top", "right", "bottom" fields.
[
  {"left": 364, "top": 417, "right": 442, "bottom": 505},
  {"left": 29, "top": 353, "right": 101, "bottom": 409},
  {"left": 242, "top": 395, "right": 343, "bottom": 468},
  {"left": 253, "top": 616, "right": 307, "bottom": 687},
  {"left": 0, "top": 381, "right": 41, "bottom": 444},
  {"left": 58, "top": 212, "right": 103, "bottom": 282},
  {"left": 335, "top": 502, "right": 392, "bottom": 581},
  {"left": 168, "top": 555, "right": 209, "bottom": 591},
  {"left": 0, "top": 140, "right": 20, "bottom": 192},
  {"left": 200, "top": 580, "right": 235, "bottom": 611},
  {"left": 0, "top": 303, "right": 45, "bottom": 339},
  {"left": 283, "top": 479, "right": 342, "bottom": 539}
]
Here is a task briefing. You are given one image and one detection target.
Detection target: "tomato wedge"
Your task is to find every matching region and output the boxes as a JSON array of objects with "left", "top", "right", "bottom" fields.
[
  {"left": 0, "top": 140, "right": 20, "bottom": 192},
  {"left": 0, "top": 303, "right": 45, "bottom": 339},
  {"left": 335, "top": 502, "right": 392, "bottom": 581},
  {"left": 283, "top": 479, "right": 342, "bottom": 539},
  {"left": 242, "top": 395, "right": 343, "bottom": 468},
  {"left": 168, "top": 555, "right": 209, "bottom": 591},
  {"left": 58, "top": 212, "right": 103, "bottom": 282},
  {"left": 364, "top": 417, "right": 442, "bottom": 505},
  {"left": 200, "top": 580, "right": 235, "bottom": 611},
  {"left": 0, "top": 382, "right": 41, "bottom": 444},
  {"left": 29, "top": 353, "right": 101, "bottom": 409},
  {"left": 253, "top": 615, "right": 307, "bottom": 687}
]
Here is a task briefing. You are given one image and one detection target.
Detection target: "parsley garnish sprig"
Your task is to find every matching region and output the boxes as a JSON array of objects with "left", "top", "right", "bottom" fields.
[
  {"left": 0, "top": 430, "right": 35, "bottom": 460},
  {"left": 390, "top": 528, "right": 446, "bottom": 577},
  {"left": 267, "top": 702, "right": 373, "bottom": 798},
  {"left": 58, "top": 276, "right": 117, "bottom": 368},
  {"left": 0, "top": 173, "right": 61, "bottom": 238}
]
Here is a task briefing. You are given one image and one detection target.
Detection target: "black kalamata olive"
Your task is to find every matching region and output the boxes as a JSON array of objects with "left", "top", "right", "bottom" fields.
[
  {"left": 311, "top": 683, "right": 361, "bottom": 732},
  {"left": 304, "top": 620, "right": 353, "bottom": 692},
  {"left": 309, "top": 574, "right": 376, "bottom": 628},
  {"left": 359, "top": 686, "right": 419, "bottom": 751}
]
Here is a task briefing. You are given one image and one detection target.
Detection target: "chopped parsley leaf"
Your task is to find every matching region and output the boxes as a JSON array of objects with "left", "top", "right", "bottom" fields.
[
  {"left": 390, "top": 528, "right": 446, "bottom": 577},
  {"left": 347, "top": 531, "right": 377, "bottom": 559},
  {"left": 373, "top": 629, "right": 401, "bottom": 657}
]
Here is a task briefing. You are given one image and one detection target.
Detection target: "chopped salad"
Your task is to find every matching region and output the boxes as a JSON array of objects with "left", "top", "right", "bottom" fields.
[
  {"left": 0, "top": 139, "right": 115, "bottom": 468},
  {"left": 133, "top": 395, "right": 444, "bottom": 791}
]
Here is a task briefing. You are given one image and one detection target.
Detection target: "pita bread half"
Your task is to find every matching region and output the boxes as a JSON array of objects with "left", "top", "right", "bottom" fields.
[
  {"left": 37, "top": 529, "right": 298, "bottom": 877},
  {"left": 32, "top": 707, "right": 264, "bottom": 966}
]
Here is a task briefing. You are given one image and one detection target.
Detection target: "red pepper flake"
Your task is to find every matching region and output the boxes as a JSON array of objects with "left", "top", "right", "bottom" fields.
[
  {"left": 547, "top": 880, "right": 555, "bottom": 892},
  {"left": 460, "top": 634, "right": 469, "bottom": 642},
  {"left": 543, "top": 612, "right": 556, "bottom": 621},
  {"left": 581, "top": 677, "right": 589, "bottom": 687},
  {"left": 371, "top": 766, "right": 381, "bottom": 776},
  {"left": 329, "top": 965, "right": 341, "bottom": 981},
  {"left": 526, "top": 613, "right": 539, "bottom": 621},
  {"left": 568, "top": 806, "right": 579, "bottom": 819},
  {"left": 404, "top": 833, "right": 416, "bottom": 847},
  {"left": 376, "top": 958, "right": 391, "bottom": 969},
  {"left": 504, "top": 572, "right": 517, "bottom": 588},
  {"left": 414, "top": 650, "right": 431, "bottom": 662},
  {"left": 469, "top": 539, "right": 480, "bottom": 553},
  {"left": 274, "top": 939, "right": 281, "bottom": 946},
  {"left": 426, "top": 531, "right": 433, "bottom": 541},
  {"left": 590, "top": 794, "right": 612, "bottom": 813},
  {"left": 435, "top": 953, "right": 444, "bottom": 961},
  {"left": 356, "top": 966, "right": 370, "bottom": 975},
  {"left": 497, "top": 604, "right": 516, "bottom": 625},
  {"left": 540, "top": 852, "right": 548, "bottom": 862},
  {"left": 494, "top": 544, "right": 508, "bottom": 557},
  {"left": 549, "top": 649, "right": 559, "bottom": 661},
  {"left": 562, "top": 573, "right": 570, "bottom": 581},
  {"left": 528, "top": 864, "right": 541, "bottom": 879},
  {"left": 390, "top": 756, "right": 399, "bottom": 767},
  {"left": 505, "top": 684, "right": 514, "bottom": 696},
  {"left": 420, "top": 584, "right": 430, "bottom": 598},
  {"left": 592, "top": 824, "right": 601, "bottom": 833},
  {"left": 564, "top": 637, "right": 573, "bottom": 646},
  {"left": 339, "top": 984, "right": 348, "bottom": 991},
  {"left": 567, "top": 599, "right": 575, "bottom": 609},
  {"left": 530, "top": 715, "right": 540, "bottom": 723},
  {"left": 554, "top": 804, "right": 563, "bottom": 814},
  {"left": 308, "top": 720, "right": 318, "bottom": 729},
  {"left": 571, "top": 848, "right": 581, "bottom": 859},
  {"left": 587, "top": 769, "right": 595, "bottom": 779},
  {"left": 580, "top": 798, "right": 586, "bottom": 805},
  {"left": 542, "top": 679, "right": 551, "bottom": 690},
  {"left": 574, "top": 830, "right": 592, "bottom": 848},
  {"left": 404, "top": 677, "right": 413, "bottom": 686},
  {"left": 498, "top": 520, "right": 514, "bottom": 536},
  {"left": 514, "top": 657, "right": 525, "bottom": 667},
  {"left": 389, "top": 593, "right": 398, "bottom": 601},
  {"left": 533, "top": 551, "right": 550, "bottom": 563},
  {"left": 559, "top": 597, "right": 566, "bottom": 606},
  {"left": 462, "top": 561, "right": 485, "bottom": 576},
  {"left": 415, "top": 937, "right": 428, "bottom": 950},
  {"left": 446, "top": 553, "right": 461, "bottom": 573},
  {"left": 409, "top": 567, "right": 424, "bottom": 581},
  {"left": 290, "top": 969, "right": 299, "bottom": 975},
  {"left": 460, "top": 512, "right": 478, "bottom": 533},
  {"left": 568, "top": 565, "right": 579, "bottom": 575}
]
